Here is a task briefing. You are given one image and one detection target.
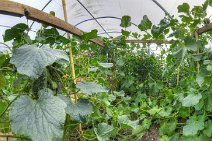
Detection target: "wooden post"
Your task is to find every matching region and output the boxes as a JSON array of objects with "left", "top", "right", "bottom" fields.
[
  {"left": 61, "top": 0, "right": 76, "bottom": 87},
  {"left": 125, "top": 39, "right": 173, "bottom": 44},
  {"left": 195, "top": 31, "right": 200, "bottom": 74},
  {"left": 176, "top": 67, "right": 180, "bottom": 86},
  {"left": 61, "top": 0, "right": 83, "bottom": 134}
]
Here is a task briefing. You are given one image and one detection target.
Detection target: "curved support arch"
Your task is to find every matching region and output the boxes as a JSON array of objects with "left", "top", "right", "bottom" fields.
[
  {"left": 75, "top": 16, "right": 138, "bottom": 27},
  {"left": 98, "top": 31, "right": 136, "bottom": 38}
]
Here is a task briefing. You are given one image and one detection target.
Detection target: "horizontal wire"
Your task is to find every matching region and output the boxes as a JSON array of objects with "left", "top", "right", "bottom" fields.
[
  {"left": 29, "top": 0, "right": 53, "bottom": 30},
  {"left": 76, "top": 0, "right": 110, "bottom": 37},
  {"left": 75, "top": 16, "right": 138, "bottom": 27}
]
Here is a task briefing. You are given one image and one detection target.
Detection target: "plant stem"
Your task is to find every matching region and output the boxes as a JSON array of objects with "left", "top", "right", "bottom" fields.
[
  {"left": 177, "top": 122, "right": 186, "bottom": 125},
  {"left": 195, "top": 31, "right": 200, "bottom": 74},
  {"left": 192, "top": 52, "right": 207, "bottom": 55},
  {"left": 0, "top": 135, "right": 30, "bottom": 140},
  {"left": 82, "top": 135, "right": 97, "bottom": 140},
  {"left": 61, "top": 0, "right": 82, "bottom": 134},
  {"left": 0, "top": 67, "right": 13, "bottom": 71},
  {"left": 0, "top": 94, "right": 21, "bottom": 118},
  {"left": 176, "top": 66, "right": 180, "bottom": 86},
  {"left": 0, "top": 42, "right": 12, "bottom": 52}
]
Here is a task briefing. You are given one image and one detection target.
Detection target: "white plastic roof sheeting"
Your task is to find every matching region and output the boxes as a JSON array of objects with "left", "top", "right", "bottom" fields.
[{"left": 0, "top": 0, "right": 211, "bottom": 51}]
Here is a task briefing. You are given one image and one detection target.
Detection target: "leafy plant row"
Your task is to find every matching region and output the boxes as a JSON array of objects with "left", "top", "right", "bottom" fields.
[{"left": 0, "top": 1, "right": 212, "bottom": 141}]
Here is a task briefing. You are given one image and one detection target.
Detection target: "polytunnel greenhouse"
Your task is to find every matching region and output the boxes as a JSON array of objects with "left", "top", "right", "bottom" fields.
[{"left": 0, "top": 0, "right": 212, "bottom": 140}]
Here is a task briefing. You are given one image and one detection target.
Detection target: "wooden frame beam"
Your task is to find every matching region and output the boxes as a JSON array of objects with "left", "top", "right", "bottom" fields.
[
  {"left": 126, "top": 40, "right": 173, "bottom": 44},
  {"left": 196, "top": 23, "right": 212, "bottom": 35},
  {"left": 0, "top": 0, "right": 104, "bottom": 46}
]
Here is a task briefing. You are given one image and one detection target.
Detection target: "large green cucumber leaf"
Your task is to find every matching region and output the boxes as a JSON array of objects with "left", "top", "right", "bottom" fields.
[
  {"left": 196, "top": 74, "right": 204, "bottom": 87},
  {"left": 182, "top": 93, "right": 202, "bottom": 107},
  {"left": 206, "top": 93, "right": 212, "bottom": 112},
  {"left": 173, "top": 47, "right": 187, "bottom": 66},
  {"left": 10, "top": 88, "right": 66, "bottom": 141},
  {"left": 10, "top": 44, "right": 69, "bottom": 78},
  {"left": 65, "top": 99, "right": 93, "bottom": 122},
  {"left": 203, "top": 120, "right": 212, "bottom": 137},
  {"left": 184, "top": 36, "right": 198, "bottom": 51},
  {"left": 183, "top": 115, "right": 205, "bottom": 136},
  {"left": 58, "top": 94, "right": 72, "bottom": 106},
  {"left": 159, "top": 119, "right": 177, "bottom": 136},
  {"left": 118, "top": 115, "right": 139, "bottom": 129},
  {"left": 98, "top": 63, "right": 113, "bottom": 68},
  {"left": 76, "top": 81, "right": 108, "bottom": 95},
  {"left": 199, "top": 135, "right": 211, "bottom": 141},
  {"left": 94, "top": 123, "right": 114, "bottom": 141},
  {"left": 180, "top": 136, "right": 199, "bottom": 141}
]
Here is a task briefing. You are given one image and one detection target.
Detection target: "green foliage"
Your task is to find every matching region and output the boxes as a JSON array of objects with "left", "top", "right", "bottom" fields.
[
  {"left": 10, "top": 44, "right": 69, "bottom": 78},
  {"left": 184, "top": 36, "right": 198, "bottom": 51},
  {"left": 180, "top": 136, "right": 199, "bottom": 141},
  {"left": 121, "top": 29, "right": 131, "bottom": 37},
  {"left": 3, "top": 23, "right": 29, "bottom": 42},
  {"left": 32, "top": 72, "right": 47, "bottom": 97},
  {"left": 159, "top": 120, "right": 177, "bottom": 136},
  {"left": 65, "top": 99, "right": 93, "bottom": 122},
  {"left": 181, "top": 89, "right": 202, "bottom": 107},
  {"left": 173, "top": 47, "right": 187, "bottom": 66},
  {"left": 206, "top": 93, "right": 212, "bottom": 112},
  {"left": 183, "top": 115, "right": 205, "bottom": 136},
  {"left": 196, "top": 74, "right": 204, "bottom": 87},
  {"left": 138, "top": 15, "right": 152, "bottom": 31},
  {"left": 98, "top": 62, "right": 113, "bottom": 68},
  {"left": 118, "top": 55, "right": 162, "bottom": 87},
  {"left": 0, "top": 100, "right": 10, "bottom": 133},
  {"left": 203, "top": 120, "right": 212, "bottom": 137},
  {"left": 0, "top": 1, "right": 211, "bottom": 140},
  {"left": 178, "top": 3, "right": 190, "bottom": 15},
  {"left": 192, "top": 6, "right": 207, "bottom": 18},
  {"left": 120, "top": 15, "right": 131, "bottom": 28},
  {"left": 209, "top": 0, "right": 212, "bottom": 6},
  {"left": 76, "top": 81, "right": 108, "bottom": 95},
  {"left": 94, "top": 123, "right": 114, "bottom": 141},
  {"left": 82, "top": 29, "right": 98, "bottom": 42},
  {"left": 50, "top": 11, "right": 55, "bottom": 16},
  {"left": 10, "top": 88, "right": 66, "bottom": 141},
  {"left": 118, "top": 115, "right": 139, "bottom": 129},
  {"left": 0, "top": 71, "right": 6, "bottom": 89},
  {"left": 0, "top": 52, "right": 7, "bottom": 67}
]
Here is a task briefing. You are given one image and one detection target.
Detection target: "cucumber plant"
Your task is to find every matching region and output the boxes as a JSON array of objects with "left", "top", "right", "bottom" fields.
[{"left": 0, "top": 1, "right": 212, "bottom": 141}]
